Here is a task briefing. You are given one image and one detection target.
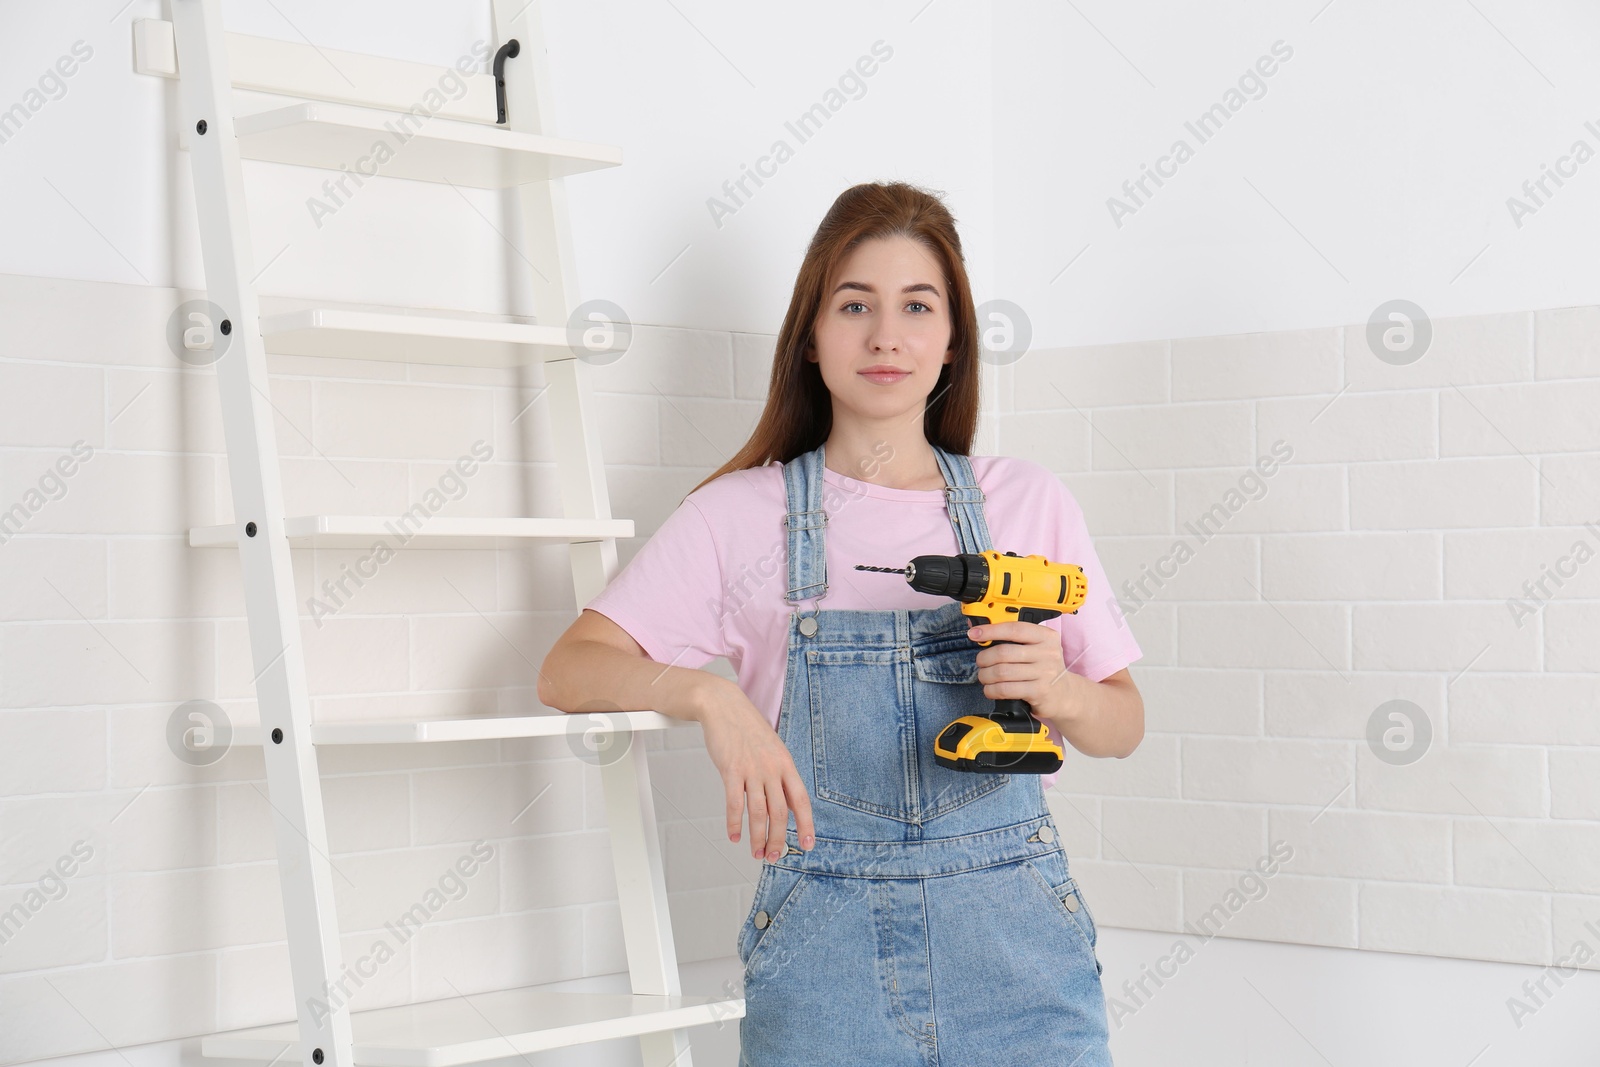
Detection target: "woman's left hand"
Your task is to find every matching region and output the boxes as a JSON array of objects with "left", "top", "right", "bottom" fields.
[{"left": 967, "top": 621, "right": 1090, "bottom": 728}]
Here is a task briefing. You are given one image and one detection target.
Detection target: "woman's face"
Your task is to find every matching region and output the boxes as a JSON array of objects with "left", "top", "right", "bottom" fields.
[{"left": 807, "top": 234, "right": 953, "bottom": 422}]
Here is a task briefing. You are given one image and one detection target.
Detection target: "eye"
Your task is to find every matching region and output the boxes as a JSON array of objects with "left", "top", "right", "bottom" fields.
[
  {"left": 843, "top": 300, "right": 868, "bottom": 313},
  {"left": 907, "top": 301, "right": 932, "bottom": 313}
]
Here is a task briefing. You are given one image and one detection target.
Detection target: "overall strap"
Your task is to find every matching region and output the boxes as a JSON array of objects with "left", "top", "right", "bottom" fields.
[
  {"left": 782, "top": 443, "right": 828, "bottom": 604},
  {"left": 783, "top": 442, "right": 995, "bottom": 606},
  {"left": 932, "top": 446, "right": 994, "bottom": 554}
]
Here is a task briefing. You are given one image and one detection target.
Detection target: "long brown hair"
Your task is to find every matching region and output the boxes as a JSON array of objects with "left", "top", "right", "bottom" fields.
[{"left": 688, "top": 180, "right": 980, "bottom": 496}]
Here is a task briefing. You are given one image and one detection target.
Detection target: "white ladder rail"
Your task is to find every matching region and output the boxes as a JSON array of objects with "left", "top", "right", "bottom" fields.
[
  {"left": 169, "top": 1, "right": 353, "bottom": 1064},
  {"left": 165, "top": 1, "right": 728, "bottom": 1063},
  {"left": 488, "top": 6, "right": 702, "bottom": 1067}
]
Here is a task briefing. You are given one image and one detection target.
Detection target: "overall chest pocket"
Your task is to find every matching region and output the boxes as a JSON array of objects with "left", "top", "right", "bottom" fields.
[
  {"left": 805, "top": 647, "right": 915, "bottom": 819},
  {"left": 911, "top": 639, "right": 1011, "bottom": 814},
  {"left": 805, "top": 643, "right": 1009, "bottom": 822}
]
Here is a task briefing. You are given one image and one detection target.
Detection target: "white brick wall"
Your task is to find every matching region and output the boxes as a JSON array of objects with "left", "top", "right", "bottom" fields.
[
  {"left": 1018, "top": 307, "right": 1600, "bottom": 976},
  {"left": 3, "top": 271, "right": 1597, "bottom": 1063},
  {"left": 0, "top": 273, "right": 765, "bottom": 1062}
]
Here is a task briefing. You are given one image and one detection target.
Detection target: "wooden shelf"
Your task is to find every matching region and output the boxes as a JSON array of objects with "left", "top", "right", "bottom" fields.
[
  {"left": 209, "top": 100, "right": 622, "bottom": 188},
  {"left": 189, "top": 516, "right": 634, "bottom": 549},
  {"left": 200, "top": 984, "right": 743, "bottom": 1066}
]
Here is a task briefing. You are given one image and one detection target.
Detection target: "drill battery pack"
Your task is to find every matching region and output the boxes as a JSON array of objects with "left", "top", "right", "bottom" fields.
[{"left": 934, "top": 714, "right": 1065, "bottom": 774}]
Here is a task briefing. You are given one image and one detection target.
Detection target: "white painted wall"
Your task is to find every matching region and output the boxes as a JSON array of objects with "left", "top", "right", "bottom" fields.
[
  {"left": 991, "top": 0, "right": 1600, "bottom": 345},
  {"left": 2, "top": 1, "right": 1598, "bottom": 1065}
]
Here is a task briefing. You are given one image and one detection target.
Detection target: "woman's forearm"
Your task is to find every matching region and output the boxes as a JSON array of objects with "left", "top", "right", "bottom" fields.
[
  {"left": 537, "top": 638, "right": 723, "bottom": 723},
  {"left": 1045, "top": 670, "right": 1144, "bottom": 759}
]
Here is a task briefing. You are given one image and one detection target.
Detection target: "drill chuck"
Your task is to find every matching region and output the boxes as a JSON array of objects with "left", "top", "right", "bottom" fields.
[{"left": 906, "top": 552, "right": 990, "bottom": 602}]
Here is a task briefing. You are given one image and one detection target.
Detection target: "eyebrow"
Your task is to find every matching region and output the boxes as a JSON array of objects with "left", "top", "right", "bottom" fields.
[{"left": 831, "top": 281, "right": 942, "bottom": 298}]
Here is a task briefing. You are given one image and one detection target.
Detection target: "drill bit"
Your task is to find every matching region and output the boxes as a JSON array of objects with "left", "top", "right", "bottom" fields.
[{"left": 855, "top": 564, "right": 909, "bottom": 574}]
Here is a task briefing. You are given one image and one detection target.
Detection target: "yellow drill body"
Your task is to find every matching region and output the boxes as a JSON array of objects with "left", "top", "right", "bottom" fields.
[{"left": 860, "top": 550, "right": 1088, "bottom": 774}]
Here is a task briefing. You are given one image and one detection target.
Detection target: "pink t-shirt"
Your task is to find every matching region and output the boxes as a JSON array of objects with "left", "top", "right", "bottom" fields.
[{"left": 582, "top": 453, "right": 1142, "bottom": 793}]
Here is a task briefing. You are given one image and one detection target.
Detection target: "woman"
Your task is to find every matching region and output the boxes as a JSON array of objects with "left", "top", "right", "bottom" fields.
[{"left": 538, "top": 180, "right": 1143, "bottom": 1065}]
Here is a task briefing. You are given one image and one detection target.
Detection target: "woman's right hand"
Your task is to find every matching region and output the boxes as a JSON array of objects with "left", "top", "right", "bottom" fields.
[{"left": 694, "top": 676, "right": 815, "bottom": 861}]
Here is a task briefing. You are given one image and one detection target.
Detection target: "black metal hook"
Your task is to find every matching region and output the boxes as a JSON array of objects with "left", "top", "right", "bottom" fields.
[{"left": 493, "top": 39, "right": 520, "bottom": 124}]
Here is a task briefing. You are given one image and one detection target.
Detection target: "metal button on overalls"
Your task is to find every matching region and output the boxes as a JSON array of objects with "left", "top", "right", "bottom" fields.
[{"left": 736, "top": 442, "right": 1111, "bottom": 1067}]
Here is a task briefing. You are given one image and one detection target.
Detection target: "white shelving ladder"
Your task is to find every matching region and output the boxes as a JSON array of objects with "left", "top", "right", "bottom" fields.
[{"left": 137, "top": 2, "right": 741, "bottom": 1064}]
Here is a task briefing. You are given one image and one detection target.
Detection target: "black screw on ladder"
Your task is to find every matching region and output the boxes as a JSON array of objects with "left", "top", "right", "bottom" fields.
[{"left": 493, "top": 39, "right": 520, "bottom": 124}]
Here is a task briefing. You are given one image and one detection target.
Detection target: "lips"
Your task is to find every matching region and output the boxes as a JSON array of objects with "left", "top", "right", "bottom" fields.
[{"left": 859, "top": 367, "right": 910, "bottom": 384}]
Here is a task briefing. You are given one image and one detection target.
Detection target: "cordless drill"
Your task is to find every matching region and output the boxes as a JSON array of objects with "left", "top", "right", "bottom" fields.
[{"left": 857, "top": 551, "right": 1088, "bottom": 774}]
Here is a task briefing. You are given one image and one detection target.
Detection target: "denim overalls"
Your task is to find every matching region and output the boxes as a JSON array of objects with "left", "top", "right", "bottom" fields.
[{"left": 736, "top": 442, "right": 1112, "bottom": 1066}]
